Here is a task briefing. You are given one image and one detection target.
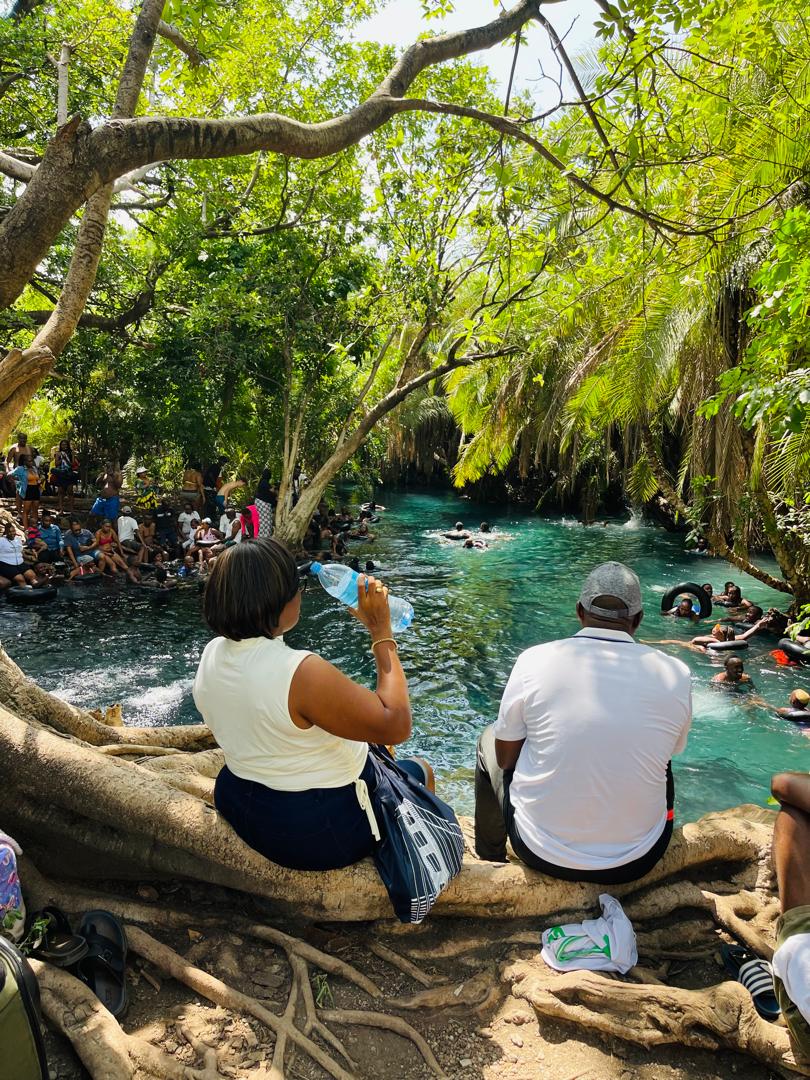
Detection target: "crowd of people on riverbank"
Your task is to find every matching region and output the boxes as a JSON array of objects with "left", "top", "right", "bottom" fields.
[{"left": 0, "top": 432, "right": 388, "bottom": 594}]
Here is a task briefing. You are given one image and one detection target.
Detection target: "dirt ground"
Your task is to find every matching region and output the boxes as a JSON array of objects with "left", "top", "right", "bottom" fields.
[{"left": 38, "top": 878, "right": 786, "bottom": 1080}]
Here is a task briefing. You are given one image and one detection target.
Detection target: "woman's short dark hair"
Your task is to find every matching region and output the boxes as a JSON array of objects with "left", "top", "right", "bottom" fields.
[{"left": 204, "top": 539, "right": 299, "bottom": 640}]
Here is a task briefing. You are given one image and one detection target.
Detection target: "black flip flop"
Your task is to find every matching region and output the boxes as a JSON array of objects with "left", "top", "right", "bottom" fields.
[
  {"left": 721, "top": 943, "right": 781, "bottom": 1021},
  {"left": 28, "top": 906, "right": 88, "bottom": 968},
  {"left": 75, "top": 909, "right": 129, "bottom": 1017}
]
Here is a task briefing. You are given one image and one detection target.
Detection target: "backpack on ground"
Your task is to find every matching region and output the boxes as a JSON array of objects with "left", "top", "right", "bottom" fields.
[{"left": 0, "top": 935, "right": 48, "bottom": 1080}]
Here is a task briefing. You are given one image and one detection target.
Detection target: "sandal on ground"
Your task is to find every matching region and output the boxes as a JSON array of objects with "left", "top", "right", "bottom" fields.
[
  {"left": 721, "top": 943, "right": 781, "bottom": 1020},
  {"left": 75, "top": 909, "right": 129, "bottom": 1017},
  {"left": 28, "top": 906, "right": 89, "bottom": 968}
]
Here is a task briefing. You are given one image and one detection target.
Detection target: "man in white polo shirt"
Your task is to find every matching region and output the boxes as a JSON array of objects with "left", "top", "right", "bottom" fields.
[{"left": 474, "top": 561, "right": 692, "bottom": 884}]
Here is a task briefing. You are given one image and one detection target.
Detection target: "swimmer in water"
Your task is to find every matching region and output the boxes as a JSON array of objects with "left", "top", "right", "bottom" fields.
[
  {"left": 479, "top": 521, "right": 492, "bottom": 533},
  {"left": 712, "top": 656, "right": 753, "bottom": 687},
  {"left": 666, "top": 597, "right": 700, "bottom": 620},
  {"left": 463, "top": 538, "right": 487, "bottom": 550},
  {"left": 652, "top": 622, "right": 755, "bottom": 651},
  {"left": 444, "top": 521, "right": 471, "bottom": 541},
  {"left": 775, "top": 689, "right": 810, "bottom": 722}
]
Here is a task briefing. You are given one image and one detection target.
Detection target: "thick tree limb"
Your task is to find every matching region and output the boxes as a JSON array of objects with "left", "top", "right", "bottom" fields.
[
  {"left": 0, "top": 150, "right": 35, "bottom": 183},
  {"left": 0, "top": 0, "right": 167, "bottom": 442},
  {"left": 0, "top": 0, "right": 550, "bottom": 313}
]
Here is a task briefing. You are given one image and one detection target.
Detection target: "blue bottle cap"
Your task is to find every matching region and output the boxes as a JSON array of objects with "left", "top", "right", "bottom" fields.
[{"left": 309, "top": 561, "right": 322, "bottom": 573}]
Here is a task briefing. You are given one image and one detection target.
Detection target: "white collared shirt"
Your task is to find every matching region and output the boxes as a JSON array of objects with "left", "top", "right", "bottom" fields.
[
  {"left": 0, "top": 535, "right": 24, "bottom": 566},
  {"left": 494, "top": 627, "right": 692, "bottom": 870}
]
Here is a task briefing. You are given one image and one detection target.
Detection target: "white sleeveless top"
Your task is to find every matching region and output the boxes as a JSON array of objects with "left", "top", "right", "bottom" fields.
[{"left": 193, "top": 636, "right": 368, "bottom": 792}]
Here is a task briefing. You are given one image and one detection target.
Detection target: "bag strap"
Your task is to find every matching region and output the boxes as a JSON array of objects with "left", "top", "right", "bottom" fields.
[{"left": 334, "top": 739, "right": 381, "bottom": 842}]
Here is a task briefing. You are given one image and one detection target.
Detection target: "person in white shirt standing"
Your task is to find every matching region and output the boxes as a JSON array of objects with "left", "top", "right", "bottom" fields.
[{"left": 475, "top": 561, "right": 692, "bottom": 884}]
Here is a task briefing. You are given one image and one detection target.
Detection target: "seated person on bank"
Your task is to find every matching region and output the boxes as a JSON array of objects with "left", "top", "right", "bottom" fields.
[
  {"left": 63, "top": 519, "right": 106, "bottom": 575},
  {"left": 193, "top": 539, "right": 433, "bottom": 871},
  {"left": 0, "top": 520, "right": 43, "bottom": 588},
  {"left": 33, "top": 510, "right": 65, "bottom": 563},
  {"left": 475, "top": 562, "right": 692, "bottom": 884},
  {"left": 770, "top": 772, "right": 810, "bottom": 1066},
  {"left": 117, "top": 505, "right": 145, "bottom": 560}
]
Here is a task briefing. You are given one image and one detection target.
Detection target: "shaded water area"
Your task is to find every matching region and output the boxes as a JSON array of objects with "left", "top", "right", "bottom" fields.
[{"left": 3, "top": 491, "right": 808, "bottom": 820}]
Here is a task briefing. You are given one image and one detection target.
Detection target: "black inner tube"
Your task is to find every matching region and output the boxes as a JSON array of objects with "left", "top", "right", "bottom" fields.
[
  {"left": 7, "top": 584, "right": 58, "bottom": 604},
  {"left": 778, "top": 638, "right": 810, "bottom": 663},
  {"left": 660, "top": 581, "right": 713, "bottom": 618},
  {"left": 783, "top": 709, "right": 810, "bottom": 724},
  {"left": 705, "top": 639, "right": 748, "bottom": 651}
]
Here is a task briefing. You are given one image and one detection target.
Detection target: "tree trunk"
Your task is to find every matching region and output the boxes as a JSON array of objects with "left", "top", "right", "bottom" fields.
[{"left": 0, "top": 0, "right": 166, "bottom": 444}]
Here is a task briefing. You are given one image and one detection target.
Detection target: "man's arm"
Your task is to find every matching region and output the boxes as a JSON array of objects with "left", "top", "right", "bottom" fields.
[{"left": 495, "top": 738, "right": 525, "bottom": 770}]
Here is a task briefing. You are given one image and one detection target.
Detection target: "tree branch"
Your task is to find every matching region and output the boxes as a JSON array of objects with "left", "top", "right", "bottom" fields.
[
  {"left": 385, "top": 97, "right": 703, "bottom": 238},
  {"left": 0, "top": 0, "right": 550, "bottom": 312},
  {"left": 55, "top": 43, "right": 71, "bottom": 128},
  {"left": 157, "top": 19, "right": 202, "bottom": 67},
  {"left": 0, "top": 0, "right": 167, "bottom": 443},
  {"left": 538, "top": 13, "right": 636, "bottom": 201},
  {"left": 0, "top": 151, "right": 34, "bottom": 183}
]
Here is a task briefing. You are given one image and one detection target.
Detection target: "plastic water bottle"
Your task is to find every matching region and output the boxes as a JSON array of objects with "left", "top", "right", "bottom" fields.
[{"left": 309, "top": 561, "right": 414, "bottom": 633}]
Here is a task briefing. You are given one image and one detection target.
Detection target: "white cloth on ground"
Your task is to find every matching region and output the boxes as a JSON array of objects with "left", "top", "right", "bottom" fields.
[
  {"left": 541, "top": 894, "right": 638, "bottom": 974},
  {"left": 773, "top": 932, "right": 810, "bottom": 1025}
]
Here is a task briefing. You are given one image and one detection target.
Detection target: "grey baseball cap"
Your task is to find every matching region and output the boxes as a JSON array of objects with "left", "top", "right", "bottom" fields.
[{"left": 579, "top": 561, "right": 643, "bottom": 619}]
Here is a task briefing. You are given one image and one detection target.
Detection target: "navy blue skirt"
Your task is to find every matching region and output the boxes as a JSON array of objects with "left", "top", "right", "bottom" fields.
[{"left": 214, "top": 753, "right": 427, "bottom": 871}]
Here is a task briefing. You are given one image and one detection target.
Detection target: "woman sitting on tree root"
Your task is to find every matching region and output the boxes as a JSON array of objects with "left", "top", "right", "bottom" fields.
[{"left": 193, "top": 539, "right": 434, "bottom": 871}]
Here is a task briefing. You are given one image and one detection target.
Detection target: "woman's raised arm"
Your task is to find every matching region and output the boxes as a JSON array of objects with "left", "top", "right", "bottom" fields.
[{"left": 289, "top": 575, "right": 411, "bottom": 744}]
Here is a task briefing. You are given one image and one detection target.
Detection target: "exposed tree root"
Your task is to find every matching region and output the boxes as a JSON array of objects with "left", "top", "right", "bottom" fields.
[
  {"left": 368, "top": 941, "right": 441, "bottom": 987},
  {"left": 0, "top": 645, "right": 213, "bottom": 750},
  {"left": 127, "top": 925, "right": 356, "bottom": 1080},
  {"left": 502, "top": 955, "right": 810, "bottom": 1076},
  {"left": 320, "top": 1009, "right": 448, "bottom": 1079},
  {"left": 290, "top": 953, "right": 356, "bottom": 1070},
  {"left": 32, "top": 960, "right": 227, "bottom": 1079},
  {"left": 387, "top": 965, "right": 495, "bottom": 1011},
  {"left": 3, "top": 646, "right": 797, "bottom": 1077}
]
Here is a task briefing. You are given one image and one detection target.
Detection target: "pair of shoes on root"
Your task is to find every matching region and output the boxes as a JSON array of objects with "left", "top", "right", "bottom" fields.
[
  {"left": 28, "top": 906, "right": 129, "bottom": 1017},
  {"left": 721, "top": 942, "right": 781, "bottom": 1021}
]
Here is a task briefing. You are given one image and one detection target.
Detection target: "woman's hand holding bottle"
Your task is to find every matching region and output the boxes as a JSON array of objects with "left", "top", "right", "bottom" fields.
[{"left": 349, "top": 574, "right": 393, "bottom": 640}]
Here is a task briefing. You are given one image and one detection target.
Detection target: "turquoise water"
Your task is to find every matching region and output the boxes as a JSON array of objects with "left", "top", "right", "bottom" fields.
[{"left": 2, "top": 490, "right": 808, "bottom": 820}]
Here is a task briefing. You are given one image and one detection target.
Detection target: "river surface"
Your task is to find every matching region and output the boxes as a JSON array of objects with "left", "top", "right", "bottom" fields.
[{"left": 3, "top": 490, "right": 808, "bottom": 820}]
